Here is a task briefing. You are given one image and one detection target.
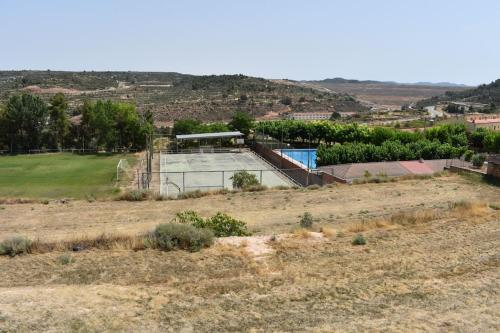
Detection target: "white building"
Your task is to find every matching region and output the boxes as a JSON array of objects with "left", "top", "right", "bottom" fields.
[{"left": 286, "top": 112, "right": 333, "bottom": 121}]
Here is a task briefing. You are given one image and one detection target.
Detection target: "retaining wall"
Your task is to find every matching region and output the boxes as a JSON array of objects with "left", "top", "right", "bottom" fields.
[{"left": 251, "top": 143, "right": 346, "bottom": 186}]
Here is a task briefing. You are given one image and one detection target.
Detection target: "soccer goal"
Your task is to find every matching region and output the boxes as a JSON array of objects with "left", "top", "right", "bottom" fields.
[{"left": 116, "top": 159, "right": 130, "bottom": 181}]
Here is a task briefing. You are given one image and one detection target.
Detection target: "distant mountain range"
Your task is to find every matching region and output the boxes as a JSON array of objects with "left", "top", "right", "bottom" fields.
[{"left": 306, "top": 77, "right": 470, "bottom": 88}]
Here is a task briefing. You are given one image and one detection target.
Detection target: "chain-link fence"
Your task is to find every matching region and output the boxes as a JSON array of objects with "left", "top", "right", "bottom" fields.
[{"left": 140, "top": 168, "right": 307, "bottom": 196}]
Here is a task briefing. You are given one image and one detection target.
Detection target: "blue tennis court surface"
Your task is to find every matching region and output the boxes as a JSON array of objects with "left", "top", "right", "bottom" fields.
[{"left": 280, "top": 149, "right": 317, "bottom": 169}]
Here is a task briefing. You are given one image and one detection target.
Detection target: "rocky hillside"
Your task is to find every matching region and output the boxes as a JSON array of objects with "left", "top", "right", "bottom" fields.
[
  {"left": 0, "top": 71, "right": 367, "bottom": 124},
  {"left": 416, "top": 79, "right": 500, "bottom": 108}
]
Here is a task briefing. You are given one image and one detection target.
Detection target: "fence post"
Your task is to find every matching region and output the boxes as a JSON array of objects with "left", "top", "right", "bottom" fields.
[
  {"left": 260, "top": 170, "right": 263, "bottom": 184},
  {"left": 137, "top": 169, "right": 140, "bottom": 190},
  {"left": 182, "top": 172, "right": 185, "bottom": 192},
  {"left": 222, "top": 171, "right": 225, "bottom": 189}
]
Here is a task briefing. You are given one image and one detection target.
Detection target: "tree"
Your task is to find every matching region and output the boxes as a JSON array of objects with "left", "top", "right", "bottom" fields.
[
  {"left": 229, "top": 111, "right": 254, "bottom": 136},
  {"left": 330, "top": 111, "right": 341, "bottom": 120},
  {"left": 3, "top": 94, "right": 48, "bottom": 151},
  {"left": 280, "top": 96, "right": 292, "bottom": 106},
  {"left": 172, "top": 119, "right": 202, "bottom": 135},
  {"left": 48, "top": 93, "right": 70, "bottom": 149}
]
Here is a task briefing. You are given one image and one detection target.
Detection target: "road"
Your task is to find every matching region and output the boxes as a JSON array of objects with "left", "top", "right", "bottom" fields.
[{"left": 425, "top": 105, "right": 443, "bottom": 118}]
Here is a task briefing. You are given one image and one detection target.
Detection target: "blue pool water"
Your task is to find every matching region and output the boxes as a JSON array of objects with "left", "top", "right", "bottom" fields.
[{"left": 280, "top": 149, "right": 317, "bottom": 169}]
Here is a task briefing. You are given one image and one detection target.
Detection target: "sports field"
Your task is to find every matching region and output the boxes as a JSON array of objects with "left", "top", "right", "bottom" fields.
[
  {"left": 0, "top": 153, "right": 136, "bottom": 199},
  {"left": 159, "top": 151, "right": 292, "bottom": 195}
]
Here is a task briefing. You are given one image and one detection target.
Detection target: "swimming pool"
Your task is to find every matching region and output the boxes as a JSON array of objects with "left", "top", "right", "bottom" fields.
[{"left": 280, "top": 149, "right": 317, "bottom": 169}]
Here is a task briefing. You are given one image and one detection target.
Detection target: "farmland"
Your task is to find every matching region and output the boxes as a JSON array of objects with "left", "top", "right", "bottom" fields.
[
  {"left": 0, "top": 153, "right": 136, "bottom": 199},
  {"left": 0, "top": 174, "right": 499, "bottom": 332}
]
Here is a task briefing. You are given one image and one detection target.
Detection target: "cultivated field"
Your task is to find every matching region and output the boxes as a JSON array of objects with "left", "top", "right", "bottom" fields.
[{"left": 0, "top": 153, "right": 136, "bottom": 199}]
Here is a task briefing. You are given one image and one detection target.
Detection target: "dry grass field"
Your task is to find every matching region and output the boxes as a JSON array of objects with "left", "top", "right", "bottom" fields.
[{"left": 0, "top": 174, "right": 499, "bottom": 332}]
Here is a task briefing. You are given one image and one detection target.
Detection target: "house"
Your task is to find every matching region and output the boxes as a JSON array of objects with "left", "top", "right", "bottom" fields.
[{"left": 286, "top": 112, "right": 333, "bottom": 121}]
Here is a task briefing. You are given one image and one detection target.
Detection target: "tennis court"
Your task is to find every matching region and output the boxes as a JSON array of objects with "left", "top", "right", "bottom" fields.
[{"left": 159, "top": 150, "right": 293, "bottom": 195}]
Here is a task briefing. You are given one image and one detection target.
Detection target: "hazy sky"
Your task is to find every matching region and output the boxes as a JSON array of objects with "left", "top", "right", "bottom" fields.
[{"left": 1, "top": 0, "right": 499, "bottom": 85}]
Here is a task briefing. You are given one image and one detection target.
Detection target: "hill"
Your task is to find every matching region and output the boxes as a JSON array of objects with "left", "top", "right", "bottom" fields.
[
  {"left": 305, "top": 77, "right": 470, "bottom": 108},
  {"left": 0, "top": 71, "right": 367, "bottom": 124},
  {"left": 416, "top": 79, "right": 500, "bottom": 108}
]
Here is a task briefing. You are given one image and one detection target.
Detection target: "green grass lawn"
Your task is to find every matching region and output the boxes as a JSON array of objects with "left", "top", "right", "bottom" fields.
[{"left": 0, "top": 153, "right": 137, "bottom": 199}]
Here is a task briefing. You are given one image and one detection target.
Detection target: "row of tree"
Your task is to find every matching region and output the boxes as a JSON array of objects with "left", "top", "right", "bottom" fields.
[
  {"left": 0, "top": 93, "right": 153, "bottom": 152},
  {"left": 470, "top": 128, "right": 500, "bottom": 152},
  {"left": 316, "top": 140, "right": 467, "bottom": 166},
  {"left": 172, "top": 111, "right": 254, "bottom": 136},
  {"left": 256, "top": 120, "right": 469, "bottom": 146}
]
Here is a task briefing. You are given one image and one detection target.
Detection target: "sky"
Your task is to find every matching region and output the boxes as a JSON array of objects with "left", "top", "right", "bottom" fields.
[{"left": 0, "top": 0, "right": 499, "bottom": 85}]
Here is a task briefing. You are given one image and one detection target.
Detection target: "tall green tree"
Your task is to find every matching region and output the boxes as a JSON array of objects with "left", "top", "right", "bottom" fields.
[
  {"left": 48, "top": 93, "right": 70, "bottom": 149},
  {"left": 3, "top": 94, "right": 48, "bottom": 151},
  {"left": 229, "top": 111, "right": 254, "bottom": 136}
]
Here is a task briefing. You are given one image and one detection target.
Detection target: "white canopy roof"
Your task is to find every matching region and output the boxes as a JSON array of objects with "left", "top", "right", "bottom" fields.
[{"left": 176, "top": 131, "right": 243, "bottom": 140}]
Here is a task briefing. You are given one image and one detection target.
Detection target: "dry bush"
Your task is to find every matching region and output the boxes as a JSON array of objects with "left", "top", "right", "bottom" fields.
[
  {"left": 347, "top": 219, "right": 390, "bottom": 232},
  {"left": 30, "top": 233, "right": 145, "bottom": 253},
  {"left": 389, "top": 209, "right": 443, "bottom": 226},
  {"left": 448, "top": 200, "right": 488, "bottom": 217},
  {"left": 242, "top": 185, "right": 268, "bottom": 192},
  {"left": 0, "top": 236, "right": 32, "bottom": 256},
  {"left": 117, "top": 189, "right": 151, "bottom": 201},
  {"left": 320, "top": 226, "right": 337, "bottom": 238},
  {"left": 293, "top": 228, "right": 312, "bottom": 239},
  {"left": 145, "top": 223, "right": 214, "bottom": 252}
]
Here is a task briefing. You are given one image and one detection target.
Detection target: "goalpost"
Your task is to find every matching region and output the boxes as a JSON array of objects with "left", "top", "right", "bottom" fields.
[{"left": 116, "top": 159, "right": 130, "bottom": 181}]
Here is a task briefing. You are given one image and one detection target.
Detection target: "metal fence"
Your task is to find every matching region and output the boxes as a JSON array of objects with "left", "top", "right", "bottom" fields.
[
  {"left": 140, "top": 168, "right": 307, "bottom": 195},
  {"left": 0, "top": 148, "right": 140, "bottom": 155},
  {"left": 159, "top": 147, "right": 249, "bottom": 154}
]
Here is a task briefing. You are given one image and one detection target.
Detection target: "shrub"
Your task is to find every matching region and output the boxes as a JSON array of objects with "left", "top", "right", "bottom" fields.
[
  {"left": 57, "top": 253, "right": 75, "bottom": 265},
  {"left": 300, "top": 212, "right": 314, "bottom": 229},
  {"left": 352, "top": 234, "right": 366, "bottom": 246},
  {"left": 193, "top": 212, "right": 250, "bottom": 237},
  {"left": 0, "top": 236, "right": 32, "bottom": 256},
  {"left": 177, "top": 190, "right": 207, "bottom": 199},
  {"left": 243, "top": 184, "right": 267, "bottom": 192},
  {"left": 448, "top": 200, "right": 473, "bottom": 210},
  {"left": 230, "top": 170, "right": 259, "bottom": 189},
  {"left": 173, "top": 210, "right": 205, "bottom": 225},
  {"left": 489, "top": 203, "right": 500, "bottom": 210},
  {"left": 463, "top": 150, "right": 474, "bottom": 162},
  {"left": 118, "top": 189, "right": 150, "bottom": 201},
  {"left": 471, "top": 154, "right": 486, "bottom": 168},
  {"left": 146, "top": 223, "right": 214, "bottom": 252}
]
